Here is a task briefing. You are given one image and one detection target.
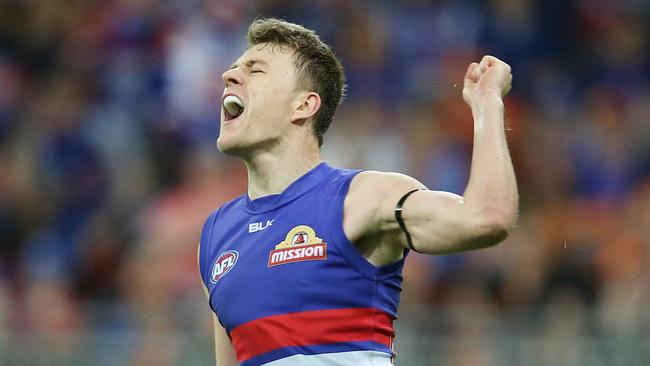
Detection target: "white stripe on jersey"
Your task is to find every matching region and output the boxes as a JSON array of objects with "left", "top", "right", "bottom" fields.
[{"left": 261, "top": 350, "right": 393, "bottom": 366}]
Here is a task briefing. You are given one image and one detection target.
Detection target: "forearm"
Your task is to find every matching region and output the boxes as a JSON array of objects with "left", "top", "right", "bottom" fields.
[{"left": 463, "top": 93, "right": 518, "bottom": 230}]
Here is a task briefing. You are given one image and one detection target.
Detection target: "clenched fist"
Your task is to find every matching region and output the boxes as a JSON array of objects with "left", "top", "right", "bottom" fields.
[{"left": 463, "top": 56, "right": 512, "bottom": 109}]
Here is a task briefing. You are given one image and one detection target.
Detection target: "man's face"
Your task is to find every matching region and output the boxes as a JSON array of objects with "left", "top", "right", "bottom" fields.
[{"left": 217, "top": 44, "right": 302, "bottom": 156}]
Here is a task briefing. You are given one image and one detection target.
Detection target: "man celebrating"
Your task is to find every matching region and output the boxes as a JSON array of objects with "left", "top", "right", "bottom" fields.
[{"left": 198, "top": 18, "right": 517, "bottom": 366}]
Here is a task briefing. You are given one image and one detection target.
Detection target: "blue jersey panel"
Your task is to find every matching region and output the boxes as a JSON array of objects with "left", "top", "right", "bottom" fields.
[{"left": 198, "top": 163, "right": 406, "bottom": 364}]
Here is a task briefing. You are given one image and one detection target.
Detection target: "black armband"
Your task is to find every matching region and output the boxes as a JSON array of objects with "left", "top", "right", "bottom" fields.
[{"left": 394, "top": 188, "right": 425, "bottom": 253}]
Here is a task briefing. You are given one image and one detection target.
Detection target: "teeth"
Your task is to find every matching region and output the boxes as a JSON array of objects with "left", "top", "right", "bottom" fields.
[{"left": 223, "top": 95, "right": 244, "bottom": 117}]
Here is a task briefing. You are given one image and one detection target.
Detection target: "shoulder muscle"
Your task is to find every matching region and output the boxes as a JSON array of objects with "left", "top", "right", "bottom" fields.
[{"left": 344, "top": 171, "right": 426, "bottom": 243}]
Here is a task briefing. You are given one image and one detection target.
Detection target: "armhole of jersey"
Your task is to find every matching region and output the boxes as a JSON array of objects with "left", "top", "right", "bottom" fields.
[
  {"left": 200, "top": 210, "right": 227, "bottom": 322},
  {"left": 199, "top": 211, "right": 219, "bottom": 288},
  {"left": 327, "top": 170, "right": 408, "bottom": 281}
]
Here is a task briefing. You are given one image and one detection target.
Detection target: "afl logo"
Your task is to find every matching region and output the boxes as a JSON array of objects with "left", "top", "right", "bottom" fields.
[{"left": 210, "top": 250, "right": 239, "bottom": 283}]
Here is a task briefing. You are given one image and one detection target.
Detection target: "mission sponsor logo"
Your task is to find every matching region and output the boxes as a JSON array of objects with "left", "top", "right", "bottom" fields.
[
  {"left": 210, "top": 250, "right": 239, "bottom": 283},
  {"left": 268, "top": 225, "right": 327, "bottom": 267}
]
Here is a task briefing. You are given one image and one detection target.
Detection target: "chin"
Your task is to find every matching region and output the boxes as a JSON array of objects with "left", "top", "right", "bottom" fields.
[
  {"left": 216, "top": 136, "right": 247, "bottom": 157},
  {"left": 216, "top": 137, "right": 235, "bottom": 154}
]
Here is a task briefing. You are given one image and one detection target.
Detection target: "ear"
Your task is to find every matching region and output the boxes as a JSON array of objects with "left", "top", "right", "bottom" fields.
[{"left": 290, "top": 92, "right": 321, "bottom": 125}]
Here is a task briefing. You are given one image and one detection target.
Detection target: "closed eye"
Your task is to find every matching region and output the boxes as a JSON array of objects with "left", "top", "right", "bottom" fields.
[{"left": 250, "top": 69, "right": 265, "bottom": 74}]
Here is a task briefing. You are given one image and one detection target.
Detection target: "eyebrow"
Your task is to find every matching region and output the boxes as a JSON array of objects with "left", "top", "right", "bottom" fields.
[{"left": 230, "top": 59, "right": 268, "bottom": 70}]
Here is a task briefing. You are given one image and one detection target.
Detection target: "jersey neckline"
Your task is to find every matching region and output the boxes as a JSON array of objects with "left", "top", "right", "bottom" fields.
[{"left": 243, "top": 162, "right": 333, "bottom": 214}]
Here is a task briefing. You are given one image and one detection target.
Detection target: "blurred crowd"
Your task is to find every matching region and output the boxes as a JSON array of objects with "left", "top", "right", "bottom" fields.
[{"left": 0, "top": 0, "right": 648, "bottom": 364}]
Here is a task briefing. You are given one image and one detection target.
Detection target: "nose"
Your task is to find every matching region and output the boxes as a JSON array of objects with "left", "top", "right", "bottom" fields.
[{"left": 222, "top": 68, "right": 243, "bottom": 87}]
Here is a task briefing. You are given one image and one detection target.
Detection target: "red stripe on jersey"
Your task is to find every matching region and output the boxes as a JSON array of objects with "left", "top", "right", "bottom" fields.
[{"left": 229, "top": 307, "right": 394, "bottom": 362}]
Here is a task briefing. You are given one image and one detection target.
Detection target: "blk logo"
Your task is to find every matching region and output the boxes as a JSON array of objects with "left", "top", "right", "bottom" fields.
[{"left": 249, "top": 220, "right": 274, "bottom": 233}]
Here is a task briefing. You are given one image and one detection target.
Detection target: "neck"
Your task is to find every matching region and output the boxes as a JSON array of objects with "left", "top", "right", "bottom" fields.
[{"left": 244, "top": 143, "right": 321, "bottom": 200}]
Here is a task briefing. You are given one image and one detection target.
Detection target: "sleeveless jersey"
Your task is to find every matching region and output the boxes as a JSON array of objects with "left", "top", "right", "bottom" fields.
[{"left": 199, "top": 163, "right": 407, "bottom": 366}]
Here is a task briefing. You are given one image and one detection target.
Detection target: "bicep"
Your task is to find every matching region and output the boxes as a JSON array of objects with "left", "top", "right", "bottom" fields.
[
  {"left": 382, "top": 188, "right": 507, "bottom": 254},
  {"left": 347, "top": 170, "right": 507, "bottom": 254}
]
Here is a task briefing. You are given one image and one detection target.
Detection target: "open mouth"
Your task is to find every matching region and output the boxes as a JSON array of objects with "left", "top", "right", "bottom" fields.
[{"left": 223, "top": 95, "right": 245, "bottom": 121}]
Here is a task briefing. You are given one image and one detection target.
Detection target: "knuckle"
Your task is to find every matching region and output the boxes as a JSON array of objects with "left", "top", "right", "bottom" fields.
[{"left": 482, "top": 55, "right": 498, "bottom": 63}]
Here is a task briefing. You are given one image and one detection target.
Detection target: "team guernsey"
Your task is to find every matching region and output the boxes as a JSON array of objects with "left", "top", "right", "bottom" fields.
[{"left": 199, "top": 163, "right": 407, "bottom": 366}]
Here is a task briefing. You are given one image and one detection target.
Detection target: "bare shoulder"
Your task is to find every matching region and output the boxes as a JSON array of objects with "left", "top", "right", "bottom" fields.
[
  {"left": 343, "top": 171, "right": 427, "bottom": 242},
  {"left": 348, "top": 171, "right": 426, "bottom": 204}
]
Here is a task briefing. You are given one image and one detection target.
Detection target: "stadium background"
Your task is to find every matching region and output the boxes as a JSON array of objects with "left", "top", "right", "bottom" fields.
[{"left": 0, "top": 0, "right": 648, "bottom": 365}]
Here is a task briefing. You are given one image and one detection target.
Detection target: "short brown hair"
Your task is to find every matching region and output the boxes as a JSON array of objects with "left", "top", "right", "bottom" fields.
[{"left": 247, "top": 18, "right": 346, "bottom": 147}]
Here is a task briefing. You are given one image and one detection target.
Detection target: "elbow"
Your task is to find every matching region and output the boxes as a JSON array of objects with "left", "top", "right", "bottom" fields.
[
  {"left": 481, "top": 223, "right": 509, "bottom": 247},
  {"left": 474, "top": 208, "right": 518, "bottom": 247},
  {"left": 489, "top": 208, "right": 518, "bottom": 235}
]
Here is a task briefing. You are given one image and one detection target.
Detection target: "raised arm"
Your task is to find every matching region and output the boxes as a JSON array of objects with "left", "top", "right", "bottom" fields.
[{"left": 344, "top": 56, "right": 518, "bottom": 260}]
